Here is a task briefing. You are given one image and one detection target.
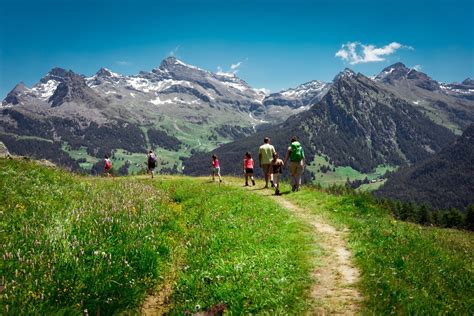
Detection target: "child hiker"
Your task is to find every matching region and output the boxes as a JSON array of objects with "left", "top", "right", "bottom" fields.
[
  {"left": 211, "top": 154, "right": 222, "bottom": 182},
  {"left": 104, "top": 154, "right": 112, "bottom": 177},
  {"left": 243, "top": 152, "right": 256, "bottom": 186},
  {"left": 147, "top": 150, "right": 157, "bottom": 179},
  {"left": 271, "top": 152, "right": 284, "bottom": 195}
]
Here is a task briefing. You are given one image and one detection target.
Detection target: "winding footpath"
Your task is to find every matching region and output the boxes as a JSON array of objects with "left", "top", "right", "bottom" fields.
[
  {"left": 250, "top": 187, "right": 362, "bottom": 314},
  {"left": 141, "top": 180, "right": 362, "bottom": 315}
]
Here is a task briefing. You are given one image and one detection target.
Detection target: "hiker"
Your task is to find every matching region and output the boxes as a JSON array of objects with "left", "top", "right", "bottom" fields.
[
  {"left": 104, "top": 154, "right": 112, "bottom": 177},
  {"left": 258, "top": 137, "right": 276, "bottom": 188},
  {"left": 211, "top": 154, "right": 222, "bottom": 182},
  {"left": 271, "top": 152, "right": 284, "bottom": 195},
  {"left": 147, "top": 150, "right": 157, "bottom": 179},
  {"left": 243, "top": 152, "right": 256, "bottom": 186},
  {"left": 284, "top": 136, "right": 305, "bottom": 192}
]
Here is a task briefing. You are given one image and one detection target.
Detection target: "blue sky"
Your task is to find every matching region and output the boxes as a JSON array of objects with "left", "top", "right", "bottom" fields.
[{"left": 0, "top": 0, "right": 473, "bottom": 97}]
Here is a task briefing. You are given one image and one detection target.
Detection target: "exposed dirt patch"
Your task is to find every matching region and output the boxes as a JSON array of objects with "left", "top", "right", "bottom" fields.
[
  {"left": 252, "top": 188, "right": 362, "bottom": 314},
  {"left": 141, "top": 262, "right": 178, "bottom": 315}
]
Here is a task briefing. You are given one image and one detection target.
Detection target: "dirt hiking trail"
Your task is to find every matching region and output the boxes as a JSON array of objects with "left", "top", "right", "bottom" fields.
[
  {"left": 251, "top": 187, "right": 362, "bottom": 315},
  {"left": 141, "top": 180, "right": 362, "bottom": 315}
]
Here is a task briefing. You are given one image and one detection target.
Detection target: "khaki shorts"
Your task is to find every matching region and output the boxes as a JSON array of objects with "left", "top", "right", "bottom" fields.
[
  {"left": 289, "top": 161, "right": 303, "bottom": 176},
  {"left": 261, "top": 164, "right": 272, "bottom": 175}
]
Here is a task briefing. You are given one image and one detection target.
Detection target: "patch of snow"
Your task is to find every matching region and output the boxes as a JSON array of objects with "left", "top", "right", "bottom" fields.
[
  {"left": 412, "top": 100, "right": 420, "bottom": 105},
  {"left": 102, "top": 68, "right": 121, "bottom": 78},
  {"left": 254, "top": 88, "right": 270, "bottom": 95},
  {"left": 130, "top": 92, "right": 135, "bottom": 98},
  {"left": 248, "top": 112, "right": 269, "bottom": 124},
  {"left": 149, "top": 96, "right": 174, "bottom": 105},
  {"left": 175, "top": 59, "right": 201, "bottom": 70},
  {"left": 216, "top": 71, "right": 235, "bottom": 77},
  {"left": 375, "top": 68, "right": 395, "bottom": 81},
  {"left": 126, "top": 77, "right": 192, "bottom": 93},
  {"left": 149, "top": 96, "right": 200, "bottom": 106},
  {"left": 221, "top": 81, "right": 248, "bottom": 92},
  {"left": 31, "top": 80, "right": 59, "bottom": 100},
  {"left": 281, "top": 81, "right": 326, "bottom": 98}
]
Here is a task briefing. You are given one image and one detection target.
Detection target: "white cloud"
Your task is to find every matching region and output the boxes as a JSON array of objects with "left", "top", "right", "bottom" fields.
[
  {"left": 335, "top": 42, "right": 413, "bottom": 65},
  {"left": 216, "top": 60, "right": 245, "bottom": 76},
  {"left": 169, "top": 45, "right": 180, "bottom": 57},
  {"left": 116, "top": 60, "right": 132, "bottom": 66},
  {"left": 230, "top": 62, "right": 242, "bottom": 71}
]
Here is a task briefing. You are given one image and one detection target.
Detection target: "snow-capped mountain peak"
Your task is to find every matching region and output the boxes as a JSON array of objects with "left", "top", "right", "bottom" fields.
[
  {"left": 333, "top": 68, "right": 356, "bottom": 82},
  {"left": 95, "top": 67, "right": 121, "bottom": 78},
  {"left": 156, "top": 56, "right": 205, "bottom": 73},
  {"left": 374, "top": 62, "right": 410, "bottom": 82},
  {"left": 281, "top": 80, "right": 328, "bottom": 98}
]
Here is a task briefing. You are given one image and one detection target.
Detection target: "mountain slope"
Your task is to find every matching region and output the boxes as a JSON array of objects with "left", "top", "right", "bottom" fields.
[
  {"left": 2, "top": 57, "right": 318, "bottom": 173},
  {"left": 375, "top": 124, "right": 474, "bottom": 210},
  {"left": 375, "top": 63, "right": 474, "bottom": 133},
  {"left": 262, "top": 80, "right": 330, "bottom": 121},
  {"left": 184, "top": 69, "right": 456, "bottom": 177}
]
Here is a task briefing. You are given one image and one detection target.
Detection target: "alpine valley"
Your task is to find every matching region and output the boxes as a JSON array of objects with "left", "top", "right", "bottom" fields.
[
  {"left": 0, "top": 57, "right": 331, "bottom": 174},
  {"left": 1, "top": 58, "right": 473, "bottom": 187}
]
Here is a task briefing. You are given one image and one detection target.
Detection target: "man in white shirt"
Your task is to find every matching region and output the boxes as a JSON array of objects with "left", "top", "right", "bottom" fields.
[{"left": 258, "top": 137, "right": 276, "bottom": 188}]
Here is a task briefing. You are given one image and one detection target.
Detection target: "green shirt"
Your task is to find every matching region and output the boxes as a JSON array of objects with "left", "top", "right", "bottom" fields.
[{"left": 259, "top": 143, "right": 276, "bottom": 165}]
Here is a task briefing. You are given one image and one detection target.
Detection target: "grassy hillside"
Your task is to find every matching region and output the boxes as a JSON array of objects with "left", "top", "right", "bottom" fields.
[
  {"left": 285, "top": 186, "right": 474, "bottom": 314},
  {"left": 0, "top": 159, "right": 315, "bottom": 314},
  {"left": 1, "top": 159, "right": 473, "bottom": 314}
]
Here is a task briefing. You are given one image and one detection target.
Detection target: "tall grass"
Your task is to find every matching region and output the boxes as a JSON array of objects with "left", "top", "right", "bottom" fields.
[
  {"left": 1, "top": 160, "right": 181, "bottom": 314},
  {"left": 156, "top": 179, "right": 316, "bottom": 314},
  {"left": 0, "top": 159, "right": 315, "bottom": 314},
  {"left": 286, "top": 187, "right": 474, "bottom": 314}
]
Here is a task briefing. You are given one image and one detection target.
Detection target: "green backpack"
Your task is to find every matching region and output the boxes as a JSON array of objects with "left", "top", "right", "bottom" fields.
[{"left": 290, "top": 142, "right": 304, "bottom": 162}]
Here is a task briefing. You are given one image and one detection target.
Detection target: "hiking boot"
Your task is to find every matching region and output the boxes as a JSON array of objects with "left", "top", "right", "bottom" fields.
[
  {"left": 270, "top": 180, "right": 274, "bottom": 187},
  {"left": 291, "top": 185, "right": 296, "bottom": 192},
  {"left": 252, "top": 179, "right": 255, "bottom": 186},
  {"left": 245, "top": 182, "right": 249, "bottom": 186},
  {"left": 275, "top": 189, "right": 280, "bottom": 195}
]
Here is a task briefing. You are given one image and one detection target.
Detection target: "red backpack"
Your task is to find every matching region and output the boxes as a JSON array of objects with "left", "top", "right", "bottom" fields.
[{"left": 105, "top": 159, "right": 111, "bottom": 169}]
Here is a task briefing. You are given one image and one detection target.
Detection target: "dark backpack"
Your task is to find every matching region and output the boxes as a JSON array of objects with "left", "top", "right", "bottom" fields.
[
  {"left": 290, "top": 142, "right": 304, "bottom": 162},
  {"left": 148, "top": 153, "right": 157, "bottom": 164}
]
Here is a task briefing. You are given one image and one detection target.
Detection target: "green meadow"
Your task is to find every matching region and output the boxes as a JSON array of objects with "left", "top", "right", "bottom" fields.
[
  {"left": 1, "top": 158, "right": 472, "bottom": 314},
  {"left": 0, "top": 159, "right": 314, "bottom": 314}
]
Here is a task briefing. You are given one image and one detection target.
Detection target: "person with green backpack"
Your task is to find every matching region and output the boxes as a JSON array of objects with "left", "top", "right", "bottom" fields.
[{"left": 284, "top": 136, "right": 305, "bottom": 192}]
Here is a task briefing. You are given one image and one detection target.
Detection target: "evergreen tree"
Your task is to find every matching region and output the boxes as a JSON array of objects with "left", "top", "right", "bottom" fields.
[
  {"left": 418, "top": 203, "right": 433, "bottom": 225},
  {"left": 443, "top": 208, "right": 465, "bottom": 228},
  {"left": 465, "top": 204, "right": 474, "bottom": 231},
  {"left": 432, "top": 209, "right": 442, "bottom": 226}
]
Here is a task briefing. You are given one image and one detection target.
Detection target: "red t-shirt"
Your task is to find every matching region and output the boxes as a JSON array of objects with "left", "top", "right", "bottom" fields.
[{"left": 244, "top": 158, "right": 253, "bottom": 169}]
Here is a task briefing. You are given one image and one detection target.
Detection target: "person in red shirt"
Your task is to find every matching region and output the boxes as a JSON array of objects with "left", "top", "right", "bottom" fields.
[
  {"left": 243, "top": 152, "right": 256, "bottom": 186},
  {"left": 104, "top": 154, "right": 112, "bottom": 177},
  {"left": 211, "top": 154, "right": 222, "bottom": 182}
]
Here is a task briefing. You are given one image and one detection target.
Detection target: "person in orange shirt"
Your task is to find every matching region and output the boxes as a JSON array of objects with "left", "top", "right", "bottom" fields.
[
  {"left": 211, "top": 154, "right": 222, "bottom": 182},
  {"left": 243, "top": 152, "right": 256, "bottom": 186}
]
